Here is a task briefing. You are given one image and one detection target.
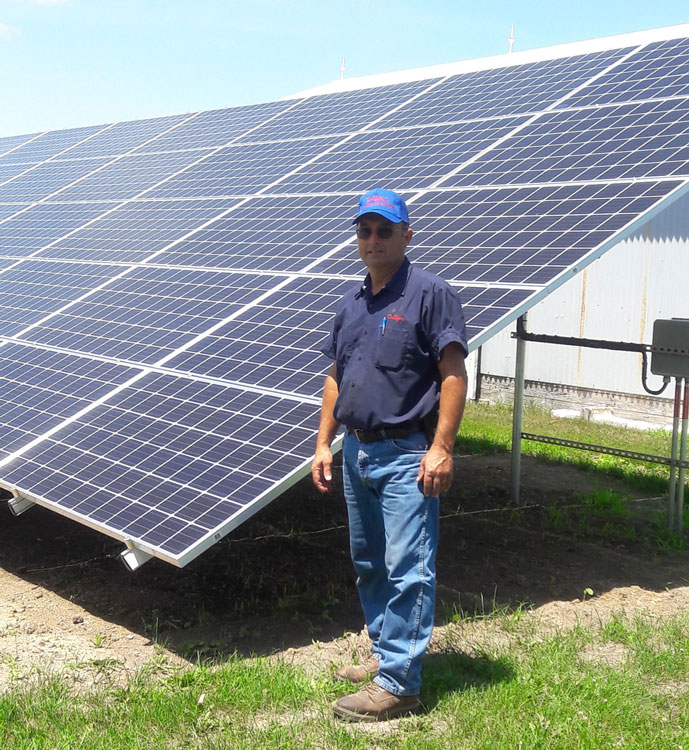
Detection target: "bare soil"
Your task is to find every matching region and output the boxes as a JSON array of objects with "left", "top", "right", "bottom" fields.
[{"left": 1, "top": 452, "right": 688, "bottom": 692}]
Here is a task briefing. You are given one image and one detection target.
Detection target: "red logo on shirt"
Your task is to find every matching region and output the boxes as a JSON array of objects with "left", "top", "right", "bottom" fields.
[{"left": 387, "top": 314, "right": 405, "bottom": 322}]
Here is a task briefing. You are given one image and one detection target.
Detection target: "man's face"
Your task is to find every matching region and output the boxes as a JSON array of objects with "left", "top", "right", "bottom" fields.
[{"left": 356, "top": 213, "right": 412, "bottom": 275}]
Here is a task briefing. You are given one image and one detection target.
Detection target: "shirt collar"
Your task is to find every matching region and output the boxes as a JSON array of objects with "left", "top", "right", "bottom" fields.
[{"left": 355, "top": 257, "right": 411, "bottom": 299}]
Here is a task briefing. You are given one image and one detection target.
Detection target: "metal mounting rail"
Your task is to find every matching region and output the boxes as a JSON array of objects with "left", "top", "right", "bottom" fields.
[{"left": 521, "top": 432, "right": 689, "bottom": 469}]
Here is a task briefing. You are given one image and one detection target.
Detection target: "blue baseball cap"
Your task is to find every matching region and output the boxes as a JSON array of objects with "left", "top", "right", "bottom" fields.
[{"left": 353, "top": 188, "right": 409, "bottom": 224}]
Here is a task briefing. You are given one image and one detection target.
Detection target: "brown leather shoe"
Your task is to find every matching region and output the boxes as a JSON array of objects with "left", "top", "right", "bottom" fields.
[
  {"left": 333, "top": 653, "right": 379, "bottom": 683},
  {"left": 333, "top": 682, "right": 421, "bottom": 722}
]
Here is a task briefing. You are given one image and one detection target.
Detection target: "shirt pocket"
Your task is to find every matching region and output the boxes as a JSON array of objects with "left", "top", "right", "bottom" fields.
[{"left": 375, "top": 323, "right": 409, "bottom": 371}]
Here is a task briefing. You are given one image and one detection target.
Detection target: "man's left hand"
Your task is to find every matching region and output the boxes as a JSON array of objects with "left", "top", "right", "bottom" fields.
[{"left": 417, "top": 445, "right": 454, "bottom": 497}]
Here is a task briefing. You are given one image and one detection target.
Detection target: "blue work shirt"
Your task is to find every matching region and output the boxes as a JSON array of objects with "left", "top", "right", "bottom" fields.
[{"left": 321, "top": 257, "right": 468, "bottom": 430}]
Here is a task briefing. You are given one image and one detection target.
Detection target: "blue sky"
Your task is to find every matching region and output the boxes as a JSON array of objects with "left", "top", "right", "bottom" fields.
[{"left": 0, "top": 0, "right": 687, "bottom": 137}]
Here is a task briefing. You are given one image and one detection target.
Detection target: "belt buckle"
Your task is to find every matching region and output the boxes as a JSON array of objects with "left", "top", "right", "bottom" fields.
[{"left": 352, "top": 428, "right": 365, "bottom": 442}]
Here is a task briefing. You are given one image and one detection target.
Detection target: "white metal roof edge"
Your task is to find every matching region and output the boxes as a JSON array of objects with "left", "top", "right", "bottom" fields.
[{"left": 284, "top": 23, "right": 689, "bottom": 100}]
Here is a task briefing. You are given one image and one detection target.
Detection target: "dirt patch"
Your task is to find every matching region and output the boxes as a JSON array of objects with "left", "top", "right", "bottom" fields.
[{"left": 1, "top": 452, "right": 687, "bottom": 691}]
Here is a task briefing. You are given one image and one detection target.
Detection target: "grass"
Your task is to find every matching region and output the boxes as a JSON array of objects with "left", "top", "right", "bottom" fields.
[
  {"left": 2, "top": 403, "right": 687, "bottom": 747},
  {"left": 458, "top": 401, "right": 673, "bottom": 493},
  {"left": 460, "top": 405, "right": 672, "bottom": 573},
  {"left": 3, "top": 612, "right": 689, "bottom": 748},
  {"left": 457, "top": 401, "right": 687, "bottom": 553}
]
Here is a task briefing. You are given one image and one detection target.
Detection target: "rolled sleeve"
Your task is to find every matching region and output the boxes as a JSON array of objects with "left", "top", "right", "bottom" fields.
[
  {"left": 320, "top": 330, "right": 336, "bottom": 360},
  {"left": 427, "top": 284, "right": 468, "bottom": 360}
]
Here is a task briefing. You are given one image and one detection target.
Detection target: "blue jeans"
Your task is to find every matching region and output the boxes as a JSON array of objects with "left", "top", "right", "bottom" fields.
[{"left": 342, "top": 430, "right": 439, "bottom": 696}]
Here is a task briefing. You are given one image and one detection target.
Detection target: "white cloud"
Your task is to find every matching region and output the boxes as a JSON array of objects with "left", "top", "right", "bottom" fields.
[{"left": 0, "top": 22, "right": 20, "bottom": 41}]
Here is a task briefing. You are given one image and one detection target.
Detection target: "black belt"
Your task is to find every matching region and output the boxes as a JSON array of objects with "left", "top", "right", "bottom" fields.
[{"left": 348, "top": 423, "right": 422, "bottom": 443}]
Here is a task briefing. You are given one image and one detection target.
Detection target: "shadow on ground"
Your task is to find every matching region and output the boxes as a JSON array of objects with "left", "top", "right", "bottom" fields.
[{"left": 1, "top": 452, "right": 687, "bottom": 660}]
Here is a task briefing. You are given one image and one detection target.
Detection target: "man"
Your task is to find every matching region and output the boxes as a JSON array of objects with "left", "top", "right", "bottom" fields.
[{"left": 312, "top": 188, "right": 468, "bottom": 722}]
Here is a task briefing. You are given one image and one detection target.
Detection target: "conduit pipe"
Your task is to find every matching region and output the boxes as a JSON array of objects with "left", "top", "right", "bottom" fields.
[
  {"left": 677, "top": 381, "right": 689, "bottom": 533},
  {"left": 668, "top": 379, "right": 683, "bottom": 531}
]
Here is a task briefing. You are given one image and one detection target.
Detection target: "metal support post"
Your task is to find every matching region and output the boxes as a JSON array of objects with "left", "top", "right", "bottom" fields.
[
  {"left": 677, "top": 381, "right": 689, "bottom": 534},
  {"left": 511, "top": 314, "right": 527, "bottom": 505},
  {"left": 668, "top": 378, "right": 682, "bottom": 531}
]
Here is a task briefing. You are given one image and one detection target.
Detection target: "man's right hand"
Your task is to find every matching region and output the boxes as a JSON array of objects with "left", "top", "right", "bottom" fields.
[{"left": 312, "top": 446, "right": 334, "bottom": 493}]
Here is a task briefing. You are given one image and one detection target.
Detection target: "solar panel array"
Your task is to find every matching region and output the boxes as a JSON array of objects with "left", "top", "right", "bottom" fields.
[{"left": 1, "top": 30, "right": 689, "bottom": 567}]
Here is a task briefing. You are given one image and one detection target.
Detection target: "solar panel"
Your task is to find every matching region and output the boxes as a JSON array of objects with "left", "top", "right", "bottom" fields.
[
  {"left": 61, "top": 114, "right": 192, "bottom": 160},
  {"left": 445, "top": 98, "right": 689, "bottom": 187},
  {"left": 152, "top": 194, "right": 355, "bottom": 271},
  {"left": 232, "top": 81, "right": 438, "bottom": 142},
  {"left": 316, "top": 181, "right": 682, "bottom": 283},
  {"left": 0, "top": 202, "right": 116, "bottom": 257},
  {"left": 1, "top": 24, "right": 688, "bottom": 568},
  {"left": 558, "top": 37, "right": 689, "bottom": 108},
  {"left": 0, "top": 157, "right": 113, "bottom": 202},
  {"left": 39, "top": 199, "right": 240, "bottom": 264},
  {"left": 0, "top": 132, "right": 42, "bottom": 159},
  {"left": 0, "top": 342, "right": 137, "bottom": 459},
  {"left": 137, "top": 101, "right": 296, "bottom": 152},
  {"left": 50, "top": 151, "right": 218, "bottom": 203},
  {"left": 0, "top": 370, "right": 320, "bottom": 565},
  {"left": 144, "top": 137, "right": 346, "bottom": 199},
  {"left": 380, "top": 48, "right": 632, "bottom": 127},
  {"left": 0, "top": 261, "right": 126, "bottom": 335},
  {"left": 275, "top": 118, "right": 530, "bottom": 194},
  {"left": 17, "top": 268, "right": 283, "bottom": 362},
  {"left": 0, "top": 124, "right": 109, "bottom": 164}
]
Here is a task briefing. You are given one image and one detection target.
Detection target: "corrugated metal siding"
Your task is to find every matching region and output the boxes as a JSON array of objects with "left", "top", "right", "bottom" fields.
[{"left": 479, "top": 191, "right": 689, "bottom": 398}]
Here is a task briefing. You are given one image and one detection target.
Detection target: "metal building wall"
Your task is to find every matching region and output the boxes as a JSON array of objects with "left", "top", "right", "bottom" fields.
[{"left": 479, "top": 191, "right": 689, "bottom": 402}]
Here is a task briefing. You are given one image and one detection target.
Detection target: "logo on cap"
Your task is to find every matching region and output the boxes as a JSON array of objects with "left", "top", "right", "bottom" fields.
[{"left": 353, "top": 188, "right": 409, "bottom": 225}]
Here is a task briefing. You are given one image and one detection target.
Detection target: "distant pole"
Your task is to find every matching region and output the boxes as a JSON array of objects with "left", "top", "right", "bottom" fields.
[
  {"left": 340, "top": 56, "right": 346, "bottom": 80},
  {"left": 511, "top": 313, "right": 527, "bottom": 505},
  {"left": 508, "top": 25, "right": 515, "bottom": 54}
]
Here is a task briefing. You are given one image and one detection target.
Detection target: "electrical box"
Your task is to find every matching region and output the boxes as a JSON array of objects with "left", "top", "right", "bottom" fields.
[{"left": 651, "top": 318, "right": 689, "bottom": 378}]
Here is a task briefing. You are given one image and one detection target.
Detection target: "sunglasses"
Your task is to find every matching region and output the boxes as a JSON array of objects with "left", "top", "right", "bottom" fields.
[{"left": 355, "top": 224, "right": 398, "bottom": 240}]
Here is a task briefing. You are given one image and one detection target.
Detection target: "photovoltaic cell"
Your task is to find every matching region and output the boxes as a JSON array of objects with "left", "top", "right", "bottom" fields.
[
  {"left": 152, "top": 193, "right": 355, "bottom": 272},
  {"left": 276, "top": 117, "right": 529, "bottom": 194},
  {"left": 0, "top": 205, "right": 30, "bottom": 223},
  {"left": 559, "top": 37, "right": 689, "bottom": 109},
  {"left": 0, "top": 163, "right": 38, "bottom": 184},
  {"left": 316, "top": 180, "right": 683, "bottom": 284},
  {"left": 0, "top": 258, "right": 20, "bottom": 271},
  {"left": 18, "top": 268, "right": 283, "bottom": 364},
  {"left": 43, "top": 198, "right": 240, "bottom": 263},
  {"left": 0, "top": 373, "right": 320, "bottom": 560},
  {"left": 380, "top": 48, "right": 631, "bottom": 129}
]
